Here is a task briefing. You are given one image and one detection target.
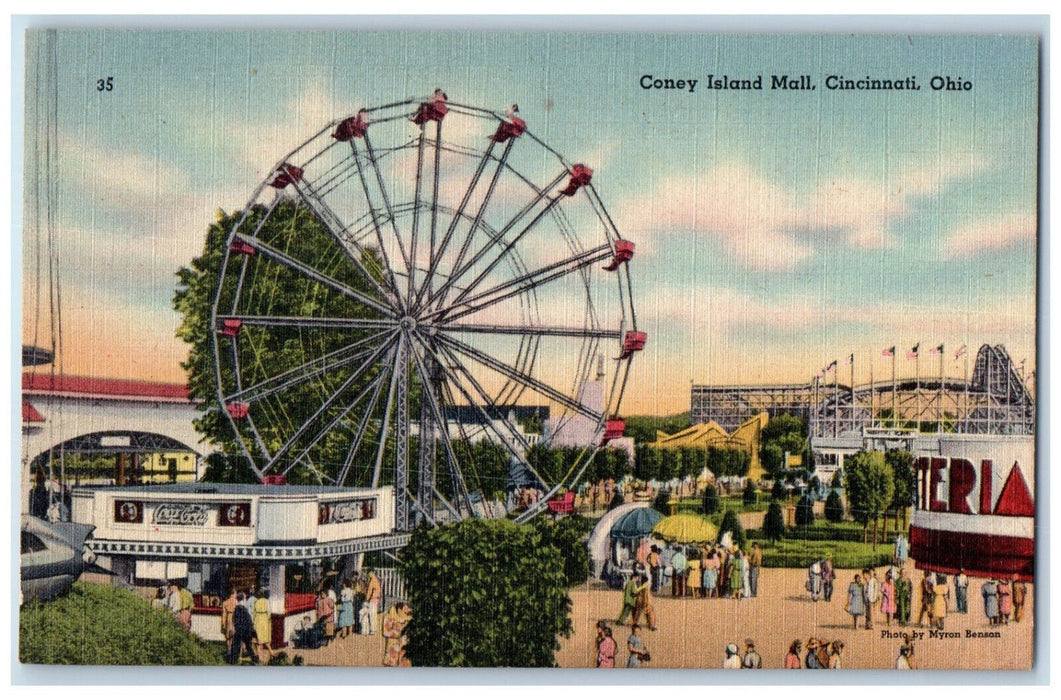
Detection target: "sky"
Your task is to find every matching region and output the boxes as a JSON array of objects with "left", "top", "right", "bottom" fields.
[{"left": 20, "top": 29, "right": 1039, "bottom": 416}]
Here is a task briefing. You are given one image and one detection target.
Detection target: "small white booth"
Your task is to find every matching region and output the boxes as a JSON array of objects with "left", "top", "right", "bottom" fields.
[{"left": 71, "top": 483, "right": 405, "bottom": 646}]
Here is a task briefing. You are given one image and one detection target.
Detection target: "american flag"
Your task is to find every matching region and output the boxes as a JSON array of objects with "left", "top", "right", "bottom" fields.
[
  {"left": 929, "top": 344, "right": 944, "bottom": 356},
  {"left": 825, "top": 360, "right": 837, "bottom": 372},
  {"left": 882, "top": 346, "right": 895, "bottom": 358},
  {"left": 954, "top": 344, "right": 967, "bottom": 360},
  {"left": 906, "top": 343, "right": 920, "bottom": 360},
  {"left": 845, "top": 353, "right": 854, "bottom": 365}
]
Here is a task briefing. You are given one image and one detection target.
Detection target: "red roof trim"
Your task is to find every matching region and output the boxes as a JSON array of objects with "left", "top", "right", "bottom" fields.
[{"left": 22, "top": 374, "right": 192, "bottom": 401}]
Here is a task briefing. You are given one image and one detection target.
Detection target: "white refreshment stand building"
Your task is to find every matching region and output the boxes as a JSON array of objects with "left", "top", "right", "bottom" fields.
[{"left": 72, "top": 483, "right": 403, "bottom": 646}]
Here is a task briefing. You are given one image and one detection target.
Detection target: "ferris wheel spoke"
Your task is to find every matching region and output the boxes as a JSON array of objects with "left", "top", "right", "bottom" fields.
[
  {"left": 423, "top": 336, "right": 540, "bottom": 466},
  {"left": 407, "top": 131, "right": 427, "bottom": 305},
  {"left": 287, "top": 179, "right": 401, "bottom": 306},
  {"left": 223, "top": 330, "right": 392, "bottom": 404},
  {"left": 434, "top": 243, "right": 613, "bottom": 324},
  {"left": 407, "top": 340, "right": 475, "bottom": 515},
  {"left": 436, "top": 334, "right": 603, "bottom": 423},
  {"left": 282, "top": 367, "right": 392, "bottom": 477},
  {"left": 356, "top": 133, "right": 413, "bottom": 300},
  {"left": 412, "top": 139, "right": 499, "bottom": 313},
  {"left": 372, "top": 335, "right": 406, "bottom": 488},
  {"left": 261, "top": 332, "right": 399, "bottom": 473},
  {"left": 232, "top": 233, "right": 394, "bottom": 317},
  {"left": 337, "top": 348, "right": 394, "bottom": 486},
  {"left": 426, "top": 169, "right": 568, "bottom": 311},
  {"left": 221, "top": 314, "right": 396, "bottom": 331},
  {"left": 437, "top": 322, "right": 621, "bottom": 340}
]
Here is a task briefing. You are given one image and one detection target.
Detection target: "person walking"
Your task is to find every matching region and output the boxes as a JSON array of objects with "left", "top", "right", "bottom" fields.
[
  {"left": 686, "top": 549, "right": 702, "bottom": 598},
  {"left": 703, "top": 548, "right": 719, "bottom": 598},
  {"left": 954, "top": 568, "right": 970, "bottom": 614},
  {"left": 821, "top": 557, "right": 835, "bottom": 602},
  {"left": 729, "top": 548, "right": 744, "bottom": 601},
  {"left": 741, "top": 551, "right": 752, "bottom": 599},
  {"left": 1012, "top": 579, "right": 1028, "bottom": 622},
  {"left": 617, "top": 575, "right": 639, "bottom": 625},
  {"left": 916, "top": 571, "right": 935, "bottom": 627},
  {"left": 363, "top": 570, "right": 382, "bottom": 635},
  {"left": 982, "top": 578, "right": 1000, "bottom": 625},
  {"left": 316, "top": 589, "right": 336, "bottom": 645},
  {"left": 597, "top": 625, "right": 617, "bottom": 668},
  {"left": 631, "top": 574, "right": 657, "bottom": 630},
  {"left": 648, "top": 545, "right": 662, "bottom": 593},
  {"left": 863, "top": 569, "right": 881, "bottom": 630},
  {"left": 997, "top": 579, "right": 1013, "bottom": 624},
  {"left": 894, "top": 533, "right": 909, "bottom": 566},
  {"left": 220, "top": 589, "right": 238, "bottom": 656},
  {"left": 784, "top": 639, "right": 803, "bottom": 669},
  {"left": 847, "top": 574, "right": 866, "bottom": 630},
  {"left": 804, "top": 639, "right": 824, "bottom": 669},
  {"left": 827, "top": 641, "right": 845, "bottom": 669},
  {"left": 881, "top": 572, "right": 897, "bottom": 626},
  {"left": 382, "top": 601, "right": 413, "bottom": 667},
  {"left": 895, "top": 640, "right": 916, "bottom": 669},
  {"left": 807, "top": 559, "right": 823, "bottom": 602},
  {"left": 748, "top": 544, "right": 763, "bottom": 597},
  {"left": 337, "top": 579, "right": 355, "bottom": 638},
  {"left": 931, "top": 574, "right": 950, "bottom": 630},
  {"left": 253, "top": 589, "right": 272, "bottom": 664},
  {"left": 228, "top": 592, "right": 257, "bottom": 664},
  {"left": 671, "top": 547, "right": 687, "bottom": 598},
  {"left": 626, "top": 624, "right": 649, "bottom": 668},
  {"left": 895, "top": 568, "right": 912, "bottom": 626}
]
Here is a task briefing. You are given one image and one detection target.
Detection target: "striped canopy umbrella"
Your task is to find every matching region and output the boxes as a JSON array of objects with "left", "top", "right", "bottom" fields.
[{"left": 651, "top": 513, "right": 720, "bottom": 544}]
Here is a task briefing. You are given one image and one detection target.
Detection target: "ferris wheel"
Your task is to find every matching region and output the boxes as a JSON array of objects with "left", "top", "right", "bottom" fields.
[{"left": 211, "top": 92, "right": 642, "bottom": 527}]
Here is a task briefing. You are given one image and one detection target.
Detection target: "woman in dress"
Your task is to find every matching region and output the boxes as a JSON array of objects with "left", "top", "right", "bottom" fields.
[
  {"left": 337, "top": 579, "right": 355, "bottom": 638},
  {"left": 997, "top": 579, "right": 1013, "bottom": 624},
  {"left": 382, "top": 602, "right": 413, "bottom": 667},
  {"left": 729, "top": 548, "right": 744, "bottom": 600},
  {"left": 253, "top": 588, "right": 272, "bottom": 664},
  {"left": 703, "top": 548, "right": 719, "bottom": 598},
  {"left": 847, "top": 575, "right": 866, "bottom": 629},
  {"left": 596, "top": 626, "right": 617, "bottom": 668},
  {"left": 880, "top": 572, "right": 897, "bottom": 626},
  {"left": 685, "top": 549, "right": 702, "bottom": 598},
  {"left": 784, "top": 639, "right": 803, "bottom": 669},
  {"left": 982, "top": 579, "right": 1000, "bottom": 625},
  {"left": 931, "top": 574, "right": 951, "bottom": 630}
]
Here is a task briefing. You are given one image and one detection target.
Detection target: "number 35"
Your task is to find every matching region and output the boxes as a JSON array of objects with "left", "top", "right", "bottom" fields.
[{"left": 96, "top": 77, "right": 113, "bottom": 92}]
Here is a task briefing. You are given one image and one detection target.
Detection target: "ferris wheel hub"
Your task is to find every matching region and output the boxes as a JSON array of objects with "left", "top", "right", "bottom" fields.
[{"left": 399, "top": 315, "right": 418, "bottom": 331}]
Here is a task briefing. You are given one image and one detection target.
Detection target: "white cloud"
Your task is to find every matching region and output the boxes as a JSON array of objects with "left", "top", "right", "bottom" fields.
[{"left": 941, "top": 212, "right": 1037, "bottom": 259}]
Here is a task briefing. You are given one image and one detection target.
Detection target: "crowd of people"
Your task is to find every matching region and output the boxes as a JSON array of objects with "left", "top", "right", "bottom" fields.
[
  {"left": 617, "top": 541, "right": 765, "bottom": 601},
  {"left": 780, "top": 637, "right": 846, "bottom": 669},
  {"left": 834, "top": 562, "right": 1028, "bottom": 631},
  {"left": 594, "top": 621, "right": 650, "bottom": 668}
]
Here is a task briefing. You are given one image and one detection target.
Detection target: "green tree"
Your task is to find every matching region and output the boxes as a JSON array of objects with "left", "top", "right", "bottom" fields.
[
  {"left": 719, "top": 509, "right": 745, "bottom": 550},
  {"left": 831, "top": 469, "right": 844, "bottom": 488},
  {"left": 885, "top": 449, "right": 917, "bottom": 531},
  {"left": 173, "top": 202, "right": 388, "bottom": 485},
  {"left": 795, "top": 494, "right": 815, "bottom": 527},
  {"left": 763, "top": 501, "right": 786, "bottom": 542},
  {"left": 622, "top": 413, "right": 691, "bottom": 445},
  {"left": 533, "top": 515, "right": 592, "bottom": 587},
  {"left": 758, "top": 413, "right": 808, "bottom": 476},
  {"left": 771, "top": 478, "right": 788, "bottom": 501},
  {"left": 199, "top": 451, "right": 258, "bottom": 484},
  {"left": 824, "top": 490, "right": 845, "bottom": 523},
  {"left": 633, "top": 445, "right": 662, "bottom": 482},
  {"left": 399, "top": 518, "right": 572, "bottom": 666},
  {"left": 20, "top": 583, "right": 223, "bottom": 665},
  {"left": 843, "top": 451, "right": 895, "bottom": 549},
  {"left": 653, "top": 489, "right": 672, "bottom": 515},
  {"left": 742, "top": 481, "right": 757, "bottom": 507},
  {"left": 701, "top": 484, "right": 720, "bottom": 516}
]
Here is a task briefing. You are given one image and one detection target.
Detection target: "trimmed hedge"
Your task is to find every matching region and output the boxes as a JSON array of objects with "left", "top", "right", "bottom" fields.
[{"left": 750, "top": 539, "right": 893, "bottom": 570}]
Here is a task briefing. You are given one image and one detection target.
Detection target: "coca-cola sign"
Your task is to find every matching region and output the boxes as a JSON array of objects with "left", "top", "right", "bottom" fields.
[
  {"left": 152, "top": 503, "right": 211, "bottom": 527},
  {"left": 318, "top": 498, "right": 376, "bottom": 525}
]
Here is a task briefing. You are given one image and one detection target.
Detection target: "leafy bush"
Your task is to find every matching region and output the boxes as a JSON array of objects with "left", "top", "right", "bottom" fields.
[
  {"left": 751, "top": 540, "right": 893, "bottom": 570},
  {"left": 831, "top": 469, "right": 844, "bottom": 488},
  {"left": 701, "top": 484, "right": 720, "bottom": 516},
  {"left": 399, "top": 518, "right": 572, "bottom": 667},
  {"left": 771, "top": 479, "right": 788, "bottom": 501},
  {"left": 763, "top": 502, "right": 786, "bottom": 542},
  {"left": 824, "top": 490, "right": 845, "bottom": 523},
  {"left": 719, "top": 509, "right": 745, "bottom": 550},
  {"left": 533, "top": 514, "right": 592, "bottom": 587},
  {"left": 742, "top": 482, "right": 757, "bottom": 506},
  {"left": 795, "top": 495, "right": 815, "bottom": 527},
  {"left": 20, "top": 583, "right": 223, "bottom": 665}
]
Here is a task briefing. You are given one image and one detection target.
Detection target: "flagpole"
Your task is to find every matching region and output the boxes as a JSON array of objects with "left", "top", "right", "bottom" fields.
[
  {"left": 963, "top": 346, "right": 970, "bottom": 431},
  {"left": 891, "top": 350, "right": 897, "bottom": 429},
  {"left": 915, "top": 344, "right": 921, "bottom": 433},
  {"left": 869, "top": 357, "right": 875, "bottom": 427},
  {"left": 939, "top": 344, "right": 945, "bottom": 430},
  {"left": 834, "top": 361, "right": 839, "bottom": 438}
]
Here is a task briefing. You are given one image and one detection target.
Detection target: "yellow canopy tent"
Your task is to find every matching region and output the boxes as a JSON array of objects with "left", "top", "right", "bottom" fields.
[{"left": 651, "top": 513, "right": 720, "bottom": 544}]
